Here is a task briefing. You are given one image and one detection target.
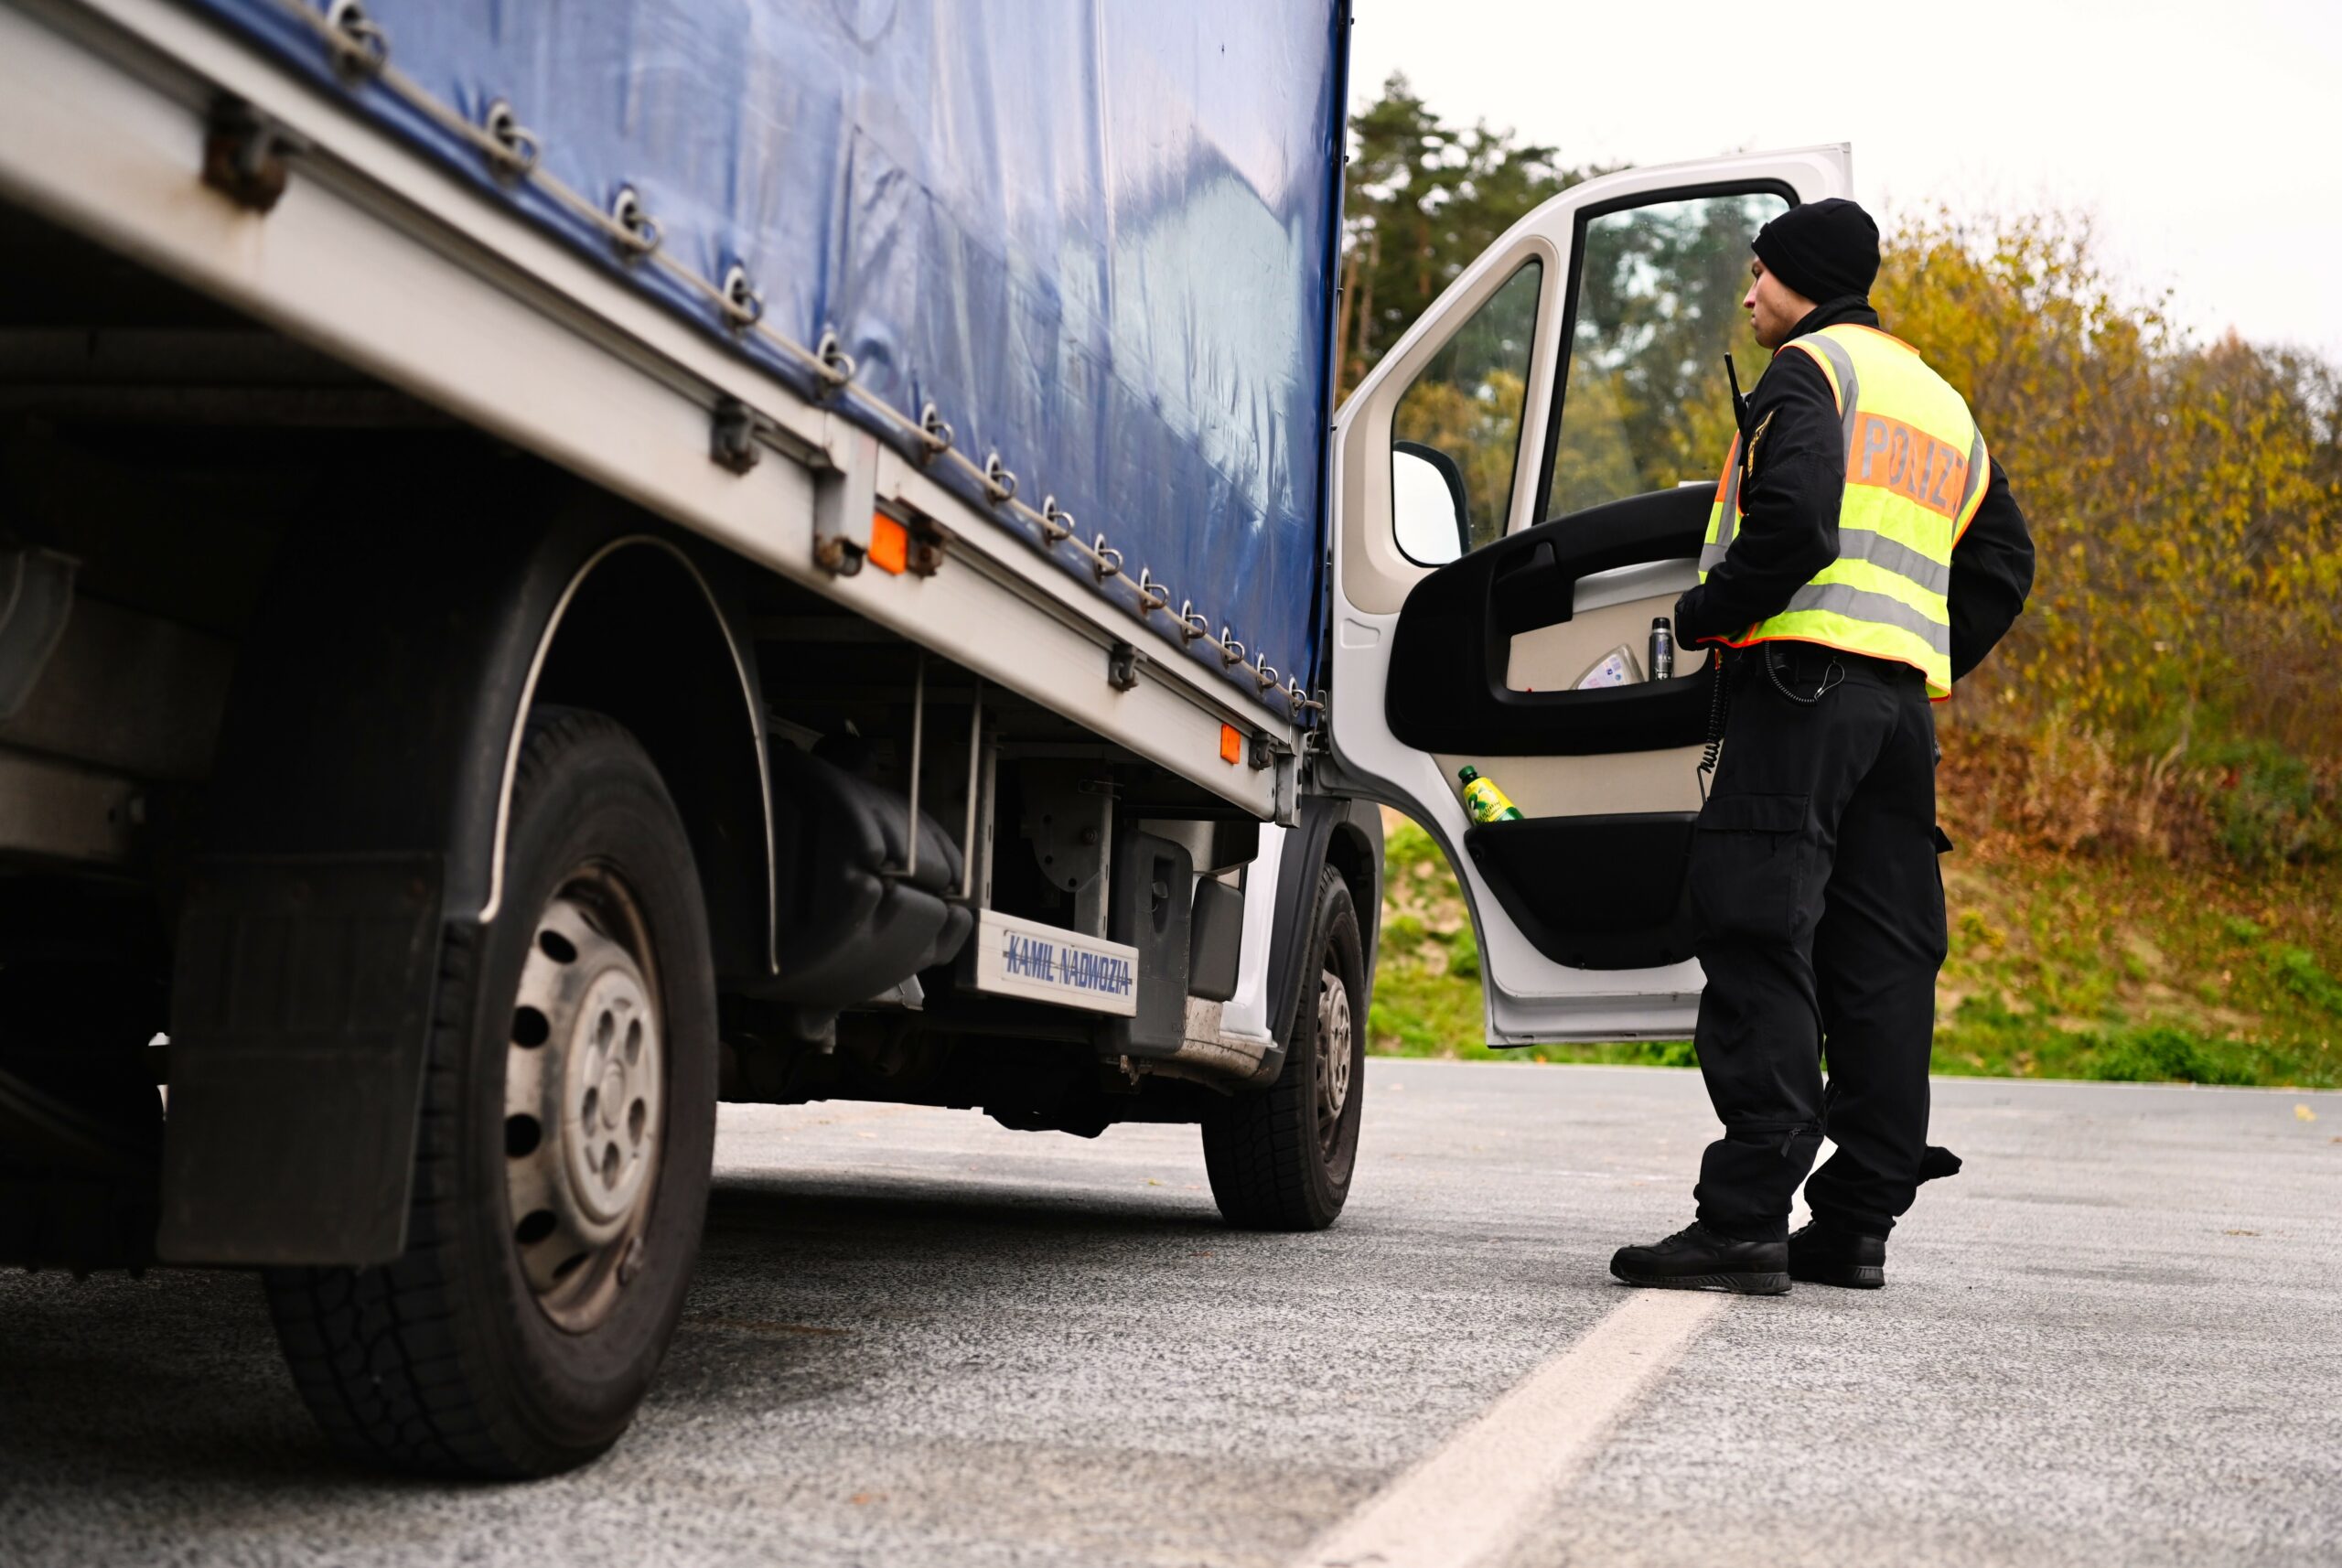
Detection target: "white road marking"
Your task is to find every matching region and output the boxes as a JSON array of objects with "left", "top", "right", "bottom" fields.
[{"left": 1292, "top": 1290, "right": 1724, "bottom": 1568}]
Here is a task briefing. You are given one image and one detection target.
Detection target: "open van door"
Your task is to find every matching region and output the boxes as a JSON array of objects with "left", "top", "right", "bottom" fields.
[{"left": 1327, "top": 146, "right": 1855, "bottom": 1045}]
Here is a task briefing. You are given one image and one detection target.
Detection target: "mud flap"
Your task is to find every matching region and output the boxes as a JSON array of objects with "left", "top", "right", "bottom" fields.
[{"left": 157, "top": 854, "right": 444, "bottom": 1266}]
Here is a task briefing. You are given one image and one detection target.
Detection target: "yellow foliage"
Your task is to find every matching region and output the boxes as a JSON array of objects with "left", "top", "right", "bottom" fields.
[{"left": 1878, "top": 209, "right": 2342, "bottom": 763}]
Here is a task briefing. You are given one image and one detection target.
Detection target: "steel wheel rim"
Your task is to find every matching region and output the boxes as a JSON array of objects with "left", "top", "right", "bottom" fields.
[
  {"left": 501, "top": 865, "right": 663, "bottom": 1333},
  {"left": 1314, "top": 964, "right": 1352, "bottom": 1159}
]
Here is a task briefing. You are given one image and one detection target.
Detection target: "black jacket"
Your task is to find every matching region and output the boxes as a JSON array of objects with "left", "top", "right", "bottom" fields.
[{"left": 1672, "top": 297, "right": 2035, "bottom": 682}]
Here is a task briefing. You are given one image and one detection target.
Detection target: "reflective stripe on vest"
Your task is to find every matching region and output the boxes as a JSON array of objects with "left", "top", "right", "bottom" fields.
[{"left": 1699, "top": 323, "right": 1986, "bottom": 700}]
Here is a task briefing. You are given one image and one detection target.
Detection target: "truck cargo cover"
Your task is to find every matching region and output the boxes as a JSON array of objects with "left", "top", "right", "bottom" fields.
[{"left": 188, "top": 0, "right": 1348, "bottom": 712}]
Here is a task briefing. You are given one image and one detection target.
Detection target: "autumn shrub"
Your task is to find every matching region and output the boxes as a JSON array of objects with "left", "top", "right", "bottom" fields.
[
  {"left": 1884, "top": 210, "right": 2342, "bottom": 869},
  {"left": 2203, "top": 740, "right": 2339, "bottom": 866}
]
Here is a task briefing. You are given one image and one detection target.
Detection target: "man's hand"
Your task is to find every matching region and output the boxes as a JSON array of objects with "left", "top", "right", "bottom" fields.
[{"left": 1672, "top": 585, "right": 1733, "bottom": 647}]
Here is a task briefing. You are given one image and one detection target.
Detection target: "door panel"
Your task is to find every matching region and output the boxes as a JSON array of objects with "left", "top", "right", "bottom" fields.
[{"left": 1327, "top": 145, "right": 1854, "bottom": 1044}]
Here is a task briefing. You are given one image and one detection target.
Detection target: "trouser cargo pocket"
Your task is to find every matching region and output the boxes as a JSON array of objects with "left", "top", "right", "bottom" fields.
[{"left": 1689, "top": 791, "right": 1810, "bottom": 943}]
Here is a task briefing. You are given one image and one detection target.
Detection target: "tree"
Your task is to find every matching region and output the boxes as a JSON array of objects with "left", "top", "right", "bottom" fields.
[
  {"left": 1338, "top": 74, "right": 1595, "bottom": 396},
  {"left": 1881, "top": 209, "right": 2342, "bottom": 761}
]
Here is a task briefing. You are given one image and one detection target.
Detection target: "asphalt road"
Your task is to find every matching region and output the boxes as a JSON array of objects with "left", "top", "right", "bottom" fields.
[{"left": 3, "top": 1061, "right": 2338, "bottom": 1567}]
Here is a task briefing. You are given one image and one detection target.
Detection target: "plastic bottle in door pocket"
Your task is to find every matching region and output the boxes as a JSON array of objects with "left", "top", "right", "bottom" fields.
[{"left": 1457, "top": 766, "right": 1525, "bottom": 824}]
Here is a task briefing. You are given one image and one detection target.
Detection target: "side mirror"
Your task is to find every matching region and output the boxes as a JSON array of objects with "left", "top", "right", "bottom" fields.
[{"left": 1392, "top": 440, "right": 1470, "bottom": 566}]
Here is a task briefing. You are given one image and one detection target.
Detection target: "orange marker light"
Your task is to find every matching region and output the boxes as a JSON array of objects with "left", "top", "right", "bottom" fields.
[
  {"left": 868, "top": 512, "right": 909, "bottom": 575},
  {"left": 1219, "top": 724, "right": 1243, "bottom": 766}
]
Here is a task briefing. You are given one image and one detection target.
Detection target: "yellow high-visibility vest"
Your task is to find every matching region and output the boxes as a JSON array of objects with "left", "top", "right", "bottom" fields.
[{"left": 1701, "top": 323, "right": 1990, "bottom": 699}]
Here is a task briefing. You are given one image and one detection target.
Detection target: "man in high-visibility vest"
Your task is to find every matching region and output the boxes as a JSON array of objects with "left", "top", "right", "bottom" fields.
[{"left": 1611, "top": 199, "right": 2034, "bottom": 1294}]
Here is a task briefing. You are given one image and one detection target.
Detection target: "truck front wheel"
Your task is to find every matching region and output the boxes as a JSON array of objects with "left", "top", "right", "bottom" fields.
[
  {"left": 265, "top": 708, "right": 717, "bottom": 1477},
  {"left": 1201, "top": 864, "right": 1366, "bottom": 1230}
]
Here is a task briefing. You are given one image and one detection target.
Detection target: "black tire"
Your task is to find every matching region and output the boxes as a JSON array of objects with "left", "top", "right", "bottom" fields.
[
  {"left": 1201, "top": 863, "right": 1366, "bottom": 1230},
  {"left": 265, "top": 708, "right": 717, "bottom": 1477}
]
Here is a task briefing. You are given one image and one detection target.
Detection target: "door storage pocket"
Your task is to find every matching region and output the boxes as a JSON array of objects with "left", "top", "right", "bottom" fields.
[
  {"left": 1688, "top": 792, "right": 1811, "bottom": 942},
  {"left": 1460, "top": 812, "right": 1701, "bottom": 970}
]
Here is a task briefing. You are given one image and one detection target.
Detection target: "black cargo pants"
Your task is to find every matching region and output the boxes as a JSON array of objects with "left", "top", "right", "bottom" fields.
[{"left": 1688, "top": 642, "right": 1948, "bottom": 1241}]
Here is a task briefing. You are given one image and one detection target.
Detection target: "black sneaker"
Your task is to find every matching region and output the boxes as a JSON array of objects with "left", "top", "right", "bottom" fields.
[
  {"left": 1787, "top": 1220, "right": 1885, "bottom": 1289},
  {"left": 1609, "top": 1221, "right": 1790, "bottom": 1295}
]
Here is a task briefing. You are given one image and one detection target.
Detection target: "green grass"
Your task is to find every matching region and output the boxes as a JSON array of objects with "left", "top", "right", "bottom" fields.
[{"left": 1370, "top": 813, "right": 2342, "bottom": 1087}]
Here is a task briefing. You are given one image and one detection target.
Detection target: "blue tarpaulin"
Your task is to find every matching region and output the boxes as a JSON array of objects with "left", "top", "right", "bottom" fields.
[{"left": 188, "top": 0, "right": 1348, "bottom": 709}]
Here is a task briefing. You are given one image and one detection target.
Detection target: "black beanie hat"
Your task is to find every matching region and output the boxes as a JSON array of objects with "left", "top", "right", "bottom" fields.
[{"left": 1752, "top": 198, "right": 1880, "bottom": 305}]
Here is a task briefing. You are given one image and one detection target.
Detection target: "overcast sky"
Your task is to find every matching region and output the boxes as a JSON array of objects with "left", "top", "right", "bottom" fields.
[{"left": 1348, "top": 0, "right": 2342, "bottom": 364}]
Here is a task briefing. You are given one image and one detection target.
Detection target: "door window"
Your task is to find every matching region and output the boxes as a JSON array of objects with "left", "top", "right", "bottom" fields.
[
  {"left": 1540, "top": 191, "right": 1789, "bottom": 520},
  {"left": 1390, "top": 259, "right": 1542, "bottom": 564}
]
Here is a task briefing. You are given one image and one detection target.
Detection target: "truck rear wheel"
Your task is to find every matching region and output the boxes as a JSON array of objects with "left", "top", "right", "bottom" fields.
[
  {"left": 265, "top": 708, "right": 717, "bottom": 1477},
  {"left": 1201, "top": 864, "right": 1365, "bottom": 1230}
]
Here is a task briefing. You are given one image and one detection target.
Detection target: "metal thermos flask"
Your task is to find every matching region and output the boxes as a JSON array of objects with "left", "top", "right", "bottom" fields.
[{"left": 1649, "top": 618, "right": 1675, "bottom": 681}]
